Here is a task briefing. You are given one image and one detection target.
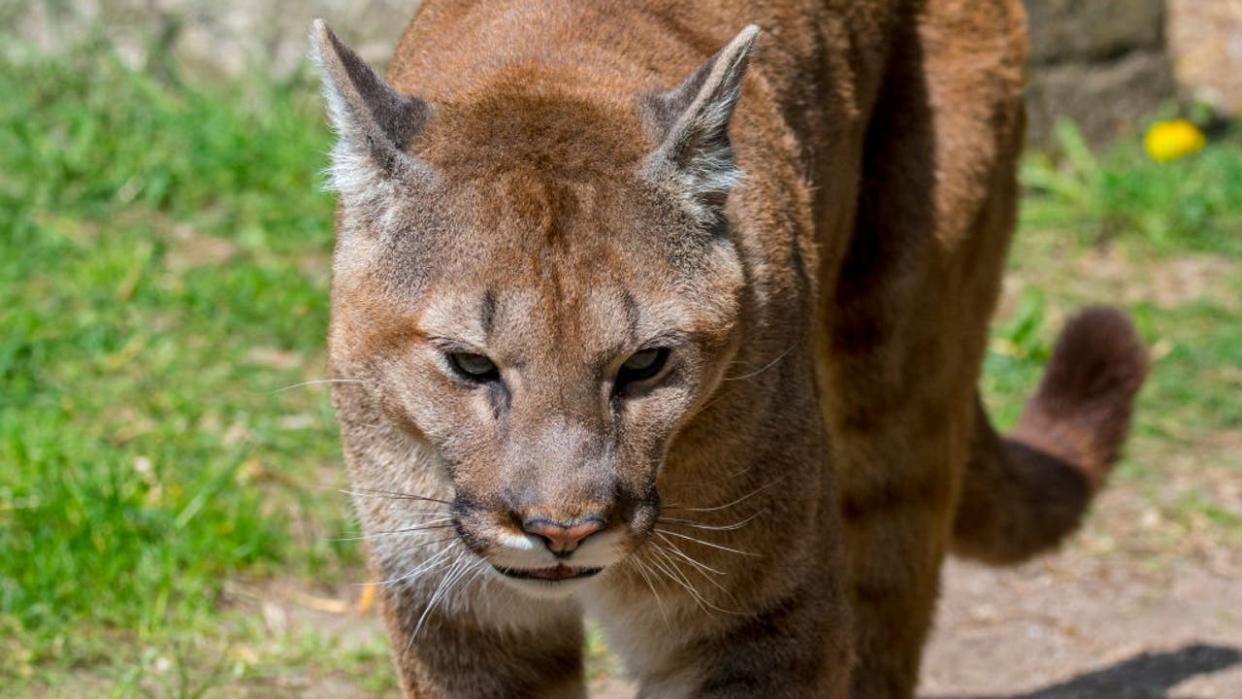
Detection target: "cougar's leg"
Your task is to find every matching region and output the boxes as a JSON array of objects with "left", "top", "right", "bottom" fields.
[
  {"left": 820, "top": 2, "right": 1029, "bottom": 696},
  {"left": 376, "top": 561, "right": 587, "bottom": 698},
  {"left": 832, "top": 158, "right": 1021, "bottom": 698}
]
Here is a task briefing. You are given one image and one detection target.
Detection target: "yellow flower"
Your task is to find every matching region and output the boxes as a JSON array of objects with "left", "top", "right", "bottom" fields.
[{"left": 1143, "top": 119, "right": 1206, "bottom": 162}]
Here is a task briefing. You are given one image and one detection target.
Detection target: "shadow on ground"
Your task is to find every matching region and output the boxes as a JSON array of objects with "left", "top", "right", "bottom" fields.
[{"left": 924, "top": 643, "right": 1242, "bottom": 699}]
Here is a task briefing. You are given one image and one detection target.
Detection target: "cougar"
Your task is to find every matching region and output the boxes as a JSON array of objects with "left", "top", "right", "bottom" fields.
[{"left": 313, "top": 1, "right": 1147, "bottom": 696}]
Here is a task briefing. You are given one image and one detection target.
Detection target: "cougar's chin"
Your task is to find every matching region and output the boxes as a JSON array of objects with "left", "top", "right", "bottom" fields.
[
  {"left": 489, "top": 563, "right": 607, "bottom": 598},
  {"left": 469, "top": 526, "right": 631, "bottom": 598}
]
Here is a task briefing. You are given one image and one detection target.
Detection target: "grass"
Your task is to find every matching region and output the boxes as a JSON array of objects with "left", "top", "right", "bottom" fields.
[
  {"left": 1020, "top": 120, "right": 1242, "bottom": 257},
  {"left": 0, "top": 47, "right": 389, "bottom": 694},
  {"left": 1, "top": 44, "right": 1239, "bottom": 696}
]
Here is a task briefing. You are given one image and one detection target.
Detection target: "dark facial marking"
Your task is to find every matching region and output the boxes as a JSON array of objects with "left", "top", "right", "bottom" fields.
[
  {"left": 488, "top": 380, "right": 511, "bottom": 427},
  {"left": 480, "top": 288, "right": 497, "bottom": 339}
]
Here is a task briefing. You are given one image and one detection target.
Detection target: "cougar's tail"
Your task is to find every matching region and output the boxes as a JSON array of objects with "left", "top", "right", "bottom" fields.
[{"left": 952, "top": 307, "right": 1149, "bottom": 564}]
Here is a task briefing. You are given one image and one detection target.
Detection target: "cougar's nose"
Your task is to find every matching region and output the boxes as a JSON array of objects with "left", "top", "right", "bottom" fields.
[{"left": 521, "top": 515, "right": 606, "bottom": 556}]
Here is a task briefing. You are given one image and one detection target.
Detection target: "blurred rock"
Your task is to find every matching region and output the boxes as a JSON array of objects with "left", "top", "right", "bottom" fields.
[
  {"left": 1169, "top": 0, "right": 1242, "bottom": 115},
  {"left": 1027, "top": 0, "right": 1167, "bottom": 64},
  {"left": 1026, "top": 49, "right": 1176, "bottom": 147},
  {"left": 1024, "top": 0, "right": 1176, "bottom": 147},
  {"left": 4, "top": 0, "right": 416, "bottom": 79}
]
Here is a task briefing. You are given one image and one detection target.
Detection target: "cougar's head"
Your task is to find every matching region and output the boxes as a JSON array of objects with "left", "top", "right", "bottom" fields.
[{"left": 313, "top": 21, "right": 758, "bottom": 596}]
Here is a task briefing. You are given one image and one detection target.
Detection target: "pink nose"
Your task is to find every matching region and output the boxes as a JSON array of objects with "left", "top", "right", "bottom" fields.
[{"left": 521, "top": 517, "right": 606, "bottom": 555}]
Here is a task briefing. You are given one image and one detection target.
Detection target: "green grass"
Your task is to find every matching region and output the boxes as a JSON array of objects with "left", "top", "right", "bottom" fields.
[
  {"left": 1, "top": 45, "right": 1239, "bottom": 696},
  {"left": 0, "top": 48, "right": 385, "bottom": 693},
  {"left": 1020, "top": 120, "right": 1242, "bottom": 256}
]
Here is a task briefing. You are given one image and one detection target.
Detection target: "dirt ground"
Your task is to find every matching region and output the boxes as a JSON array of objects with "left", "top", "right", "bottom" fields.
[
  {"left": 588, "top": 568, "right": 1242, "bottom": 698},
  {"left": 588, "top": 460, "right": 1242, "bottom": 698},
  {"left": 918, "top": 554, "right": 1242, "bottom": 698},
  {"left": 588, "top": 551, "right": 1242, "bottom": 698}
]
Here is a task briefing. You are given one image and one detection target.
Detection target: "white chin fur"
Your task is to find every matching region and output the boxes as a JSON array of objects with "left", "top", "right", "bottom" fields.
[
  {"left": 482, "top": 529, "right": 629, "bottom": 600},
  {"left": 485, "top": 529, "right": 628, "bottom": 570}
]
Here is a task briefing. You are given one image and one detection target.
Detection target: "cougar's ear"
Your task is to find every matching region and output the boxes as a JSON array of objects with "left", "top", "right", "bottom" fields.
[
  {"left": 641, "top": 25, "right": 759, "bottom": 222},
  {"left": 310, "top": 19, "right": 431, "bottom": 201}
]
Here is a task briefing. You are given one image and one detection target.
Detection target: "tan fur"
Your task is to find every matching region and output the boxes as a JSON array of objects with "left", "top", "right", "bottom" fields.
[{"left": 314, "top": 1, "right": 1147, "bottom": 696}]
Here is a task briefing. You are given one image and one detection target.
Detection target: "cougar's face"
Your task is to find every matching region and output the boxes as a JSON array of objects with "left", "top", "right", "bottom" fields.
[
  {"left": 331, "top": 124, "right": 744, "bottom": 597},
  {"left": 317, "top": 19, "right": 757, "bottom": 597}
]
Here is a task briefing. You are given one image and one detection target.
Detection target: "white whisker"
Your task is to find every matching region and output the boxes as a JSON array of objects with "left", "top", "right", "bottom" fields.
[
  {"left": 655, "top": 532, "right": 726, "bottom": 577},
  {"left": 412, "top": 551, "right": 472, "bottom": 640},
  {"left": 376, "top": 545, "right": 454, "bottom": 587},
  {"left": 656, "top": 528, "right": 759, "bottom": 557},
  {"left": 340, "top": 488, "right": 454, "bottom": 506},
  {"left": 658, "top": 509, "right": 767, "bottom": 531},
  {"left": 272, "top": 378, "right": 371, "bottom": 393},
  {"left": 653, "top": 542, "right": 741, "bottom": 616},
  {"left": 663, "top": 478, "right": 784, "bottom": 513},
  {"left": 645, "top": 546, "right": 706, "bottom": 615},
  {"left": 629, "top": 556, "right": 669, "bottom": 623},
  {"left": 722, "top": 346, "right": 793, "bottom": 382},
  {"left": 334, "top": 521, "right": 455, "bottom": 542}
]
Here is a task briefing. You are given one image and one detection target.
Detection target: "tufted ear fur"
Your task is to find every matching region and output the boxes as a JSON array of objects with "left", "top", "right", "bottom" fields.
[
  {"left": 641, "top": 25, "right": 760, "bottom": 223},
  {"left": 309, "top": 19, "right": 431, "bottom": 203}
]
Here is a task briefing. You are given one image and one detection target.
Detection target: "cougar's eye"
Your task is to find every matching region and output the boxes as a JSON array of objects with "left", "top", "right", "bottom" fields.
[
  {"left": 616, "top": 348, "right": 670, "bottom": 389},
  {"left": 449, "top": 352, "right": 499, "bottom": 382}
]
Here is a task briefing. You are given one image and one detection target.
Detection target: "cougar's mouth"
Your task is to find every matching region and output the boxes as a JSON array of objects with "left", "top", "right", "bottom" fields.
[{"left": 492, "top": 564, "right": 604, "bottom": 582}]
